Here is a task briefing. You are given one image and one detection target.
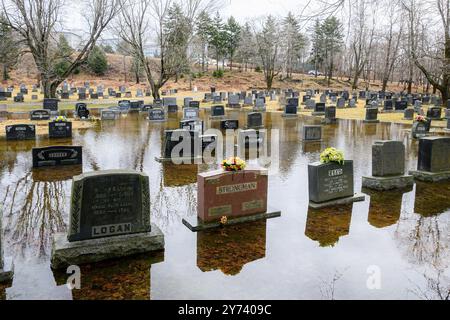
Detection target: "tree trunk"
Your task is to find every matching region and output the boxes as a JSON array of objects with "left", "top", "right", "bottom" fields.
[
  {"left": 151, "top": 83, "right": 161, "bottom": 100},
  {"left": 42, "top": 78, "right": 59, "bottom": 98},
  {"left": 2, "top": 64, "right": 8, "bottom": 81},
  {"left": 382, "top": 78, "right": 389, "bottom": 92}
]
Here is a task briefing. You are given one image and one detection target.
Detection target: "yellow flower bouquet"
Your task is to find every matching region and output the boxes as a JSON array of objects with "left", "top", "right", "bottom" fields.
[
  {"left": 222, "top": 157, "right": 246, "bottom": 172},
  {"left": 320, "top": 147, "right": 345, "bottom": 165},
  {"left": 54, "top": 116, "right": 68, "bottom": 122}
]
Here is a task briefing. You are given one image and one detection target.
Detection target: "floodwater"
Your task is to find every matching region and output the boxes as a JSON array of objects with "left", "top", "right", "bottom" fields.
[{"left": 0, "top": 110, "right": 449, "bottom": 300}]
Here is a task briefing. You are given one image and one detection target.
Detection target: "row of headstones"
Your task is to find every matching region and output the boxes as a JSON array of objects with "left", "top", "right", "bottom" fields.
[
  {"left": 310, "top": 137, "right": 450, "bottom": 208},
  {"left": 44, "top": 135, "right": 450, "bottom": 270}
]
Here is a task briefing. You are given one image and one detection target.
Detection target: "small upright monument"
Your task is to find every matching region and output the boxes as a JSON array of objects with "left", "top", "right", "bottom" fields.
[
  {"left": 183, "top": 159, "right": 281, "bottom": 231},
  {"left": 308, "top": 148, "right": 365, "bottom": 209},
  {"left": 51, "top": 170, "right": 164, "bottom": 269},
  {"left": 409, "top": 137, "right": 450, "bottom": 182},
  {"left": 362, "top": 141, "right": 414, "bottom": 190}
]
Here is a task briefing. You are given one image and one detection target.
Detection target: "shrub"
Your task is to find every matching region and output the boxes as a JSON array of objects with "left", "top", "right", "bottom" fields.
[{"left": 213, "top": 69, "right": 224, "bottom": 78}]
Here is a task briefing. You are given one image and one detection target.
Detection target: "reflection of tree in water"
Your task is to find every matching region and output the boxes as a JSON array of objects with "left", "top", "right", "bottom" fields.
[
  {"left": 409, "top": 266, "right": 450, "bottom": 300},
  {"left": 305, "top": 206, "right": 353, "bottom": 247},
  {"left": 197, "top": 221, "right": 267, "bottom": 276},
  {"left": 1, "top": 171, "right": 68, "bottom": 258},
  {"left": 54, "top": 252, "right": 164, "bottom": 300},
  {"left": 394, "top": 182, "right": 450, "bottom": 299}
]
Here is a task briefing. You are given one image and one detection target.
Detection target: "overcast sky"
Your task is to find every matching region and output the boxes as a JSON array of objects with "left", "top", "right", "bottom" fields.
[{"left": 221, "top": 0, "right": 308, "bottom": 22}]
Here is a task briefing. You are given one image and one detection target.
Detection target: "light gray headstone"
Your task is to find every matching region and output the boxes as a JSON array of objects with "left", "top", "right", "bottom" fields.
[{"left": 372, "top": 141, "right": 405, "bottom": 177}]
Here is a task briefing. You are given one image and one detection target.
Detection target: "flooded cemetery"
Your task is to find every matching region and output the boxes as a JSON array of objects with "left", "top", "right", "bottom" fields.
[
  {"left": 0, "top": 86, "right": 450, "bottom": 300},
  {"left": 0, "top": 0, "right": 450, "bottom": 304}
]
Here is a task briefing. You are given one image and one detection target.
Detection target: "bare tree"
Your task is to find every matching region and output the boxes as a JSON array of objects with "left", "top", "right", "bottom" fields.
[
  {"left": 349, "top": 0, "right": 376, "bottom": 89},
  {"left": 402, "top": 0, "right": 450, "bottom": 104},
  {"left": 254, "top": 16, "right": 282, "bottom": 90},
  {"left": 380, "top": 0, "right": 403, "bottom": 91},
  {"left": 1, "top": 0, "right": 121, "bottom": 98}
]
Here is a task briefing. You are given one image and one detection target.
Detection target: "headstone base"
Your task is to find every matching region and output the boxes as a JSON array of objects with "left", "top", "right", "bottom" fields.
[
  {"left": 155, "top": 156, "right": 203, "bottom": 163},
  {"left": 51, "top": 224, "right": 164, "bottom": 270},
  {"left": 309, "top": 193, "right": 366, "bottom": 209},
  {"left": 281, "top": 114, "right": 298, "bottom": 118},
  {"left": 363, "top": 120, "right": 380, "bottom": 124},
  {"left": 409, "top": 170, "right": 450, "bottom": 182},
  {"left": 311, "top": 112, "right": 325, "bottom": 116},
  {"left": 210, "top": 116, "right": 225, "bottom": 120},
  {"left": 362, "top": 175, "right": 414, "bottom": 191},
  {"left": 227, "top": 104, "right": 241, "bottom": 109},
  {"left": 182, "top": 209, "right": 281, "bottom": 232},
  {"left": 0, "top": 257, "right": 14, "bottom": 284}
]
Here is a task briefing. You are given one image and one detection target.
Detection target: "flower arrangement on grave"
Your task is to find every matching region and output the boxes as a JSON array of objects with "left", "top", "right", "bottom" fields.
[
  {"left": 220, "top": 216, "right": 228, "bottom": 225},
  {"left": 415, "top": 115, "right": 427, "bottom": 123},
  {"left": 320, "top": 147, "right": 345, "bottom": 165},
  {"left": 53, "top": 116, "right": 68, "bottom": 122},
  {"left": 222, "top": 157, "right": 246, "bottom": 172}
]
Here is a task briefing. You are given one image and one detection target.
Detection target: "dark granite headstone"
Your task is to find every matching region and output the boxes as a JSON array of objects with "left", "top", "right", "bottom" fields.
[
  {"left": 43, "top": 99, "right": 59, "bottom": 111},
  {"left": 211, "top": 105, "right": 225, "bottom": 117},
  {"left": 404, "top": 108, "right": 414, "bottom": 120},
  {"left": 308, "top": 161, "right": 354, "bottom": 203},
  {"left": 395, "top": 100, "right": 407, "bottom": 111},
  {"left": 32, "top": 146, "right": 82, "bottom": 167},
  {"left": 148, "top": 108, "right": 166, "bottom": 121},
  {"left": 247, "top": 112, "right": 263, "bottom": 129},
  {"left": 30, "top": 109, "right": 51, "bottom": 121},
  {"left": 427, "top": 107, "right": 442, "bottom": 120},
  {"left": 67, "top": 170, "right": 151, "bottom": 242},
  {"left": 384, "top": 100, "right": 393, "bottom": 111},
  {"left": 366, "top": 108, "right": 379, "bottom": 120},
  {"left": 6, "top": 124, "right": 36, "bottom": 140},
  {"left": 49, "top": 121, "right": 72, "bottom": 138},
  {"left": 168, "top": 105, "right": 179, "bottom": 113},
  {"left": 325, "top": 106, "right": 336, "bottom": 121},
  {"left": 412, "top": 121, "right": 430, "bottom": 139},
  {"left": 220, "top": 120, "right": 239, "bottom": 130},
  {"left": 161, "top": 130, "right": 201, "bottom": 159},
  {"left": 417, "top": 137, "right": 450, "bottom": 173}
]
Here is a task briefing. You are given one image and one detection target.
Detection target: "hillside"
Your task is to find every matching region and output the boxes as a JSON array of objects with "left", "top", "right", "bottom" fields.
[{"left": 6, "top": 52, "right": 411, "bottom": 93}]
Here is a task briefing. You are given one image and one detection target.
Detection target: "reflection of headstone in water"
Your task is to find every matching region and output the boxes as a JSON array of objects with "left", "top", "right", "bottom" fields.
[
  {"left": 162, "top": 162, "right": 198, "bottom": 187},
  {"left": 53, "top": 252, "right": 164, "bottom": 300},
  {"left": 365, "top": 188, "right": 412, "bottom": 229},
  {"left": 414, "top": 181, "right": 450, "bottom": 217},
  {"left": 305, "top": 206, "right": 353, "bottom": 247},
  {"left": 196, "top": 220, "right": 267, "bottom": 276}
]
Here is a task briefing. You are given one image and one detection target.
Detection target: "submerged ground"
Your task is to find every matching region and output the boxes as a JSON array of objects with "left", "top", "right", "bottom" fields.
[{"left": 0, "top": 110, "right": 449, "bottom": 300}]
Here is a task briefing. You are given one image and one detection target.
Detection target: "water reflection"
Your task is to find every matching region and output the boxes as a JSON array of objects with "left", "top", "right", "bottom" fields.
[
  {"left": 196, "top": 221, "right": 266, "bottom": 276},
  {"left": 53, "top": 252, "right": 164, "bottom": 300},
  {"left": 1, "top": 110, "right": 450, "bottom": 299},
  {"left": 365, "top": 187, "right": 413, "bottom": 229},
  {"left": 414, "top": 181, "right": 450, "bottom": 217},
  {"left": 305, "top": 206, "right": 353, "bottom": 247}
]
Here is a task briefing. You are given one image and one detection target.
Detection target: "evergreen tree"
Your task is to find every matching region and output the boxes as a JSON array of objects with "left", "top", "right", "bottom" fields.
[
  {"left": 309, "top": 19, "right": 325, "bottom": 77},
  {"left": 282, "top": 12, "right": 307, "bottom": 78},
  {"left": 196, "top": 11, "right": 212, "bottom": 72},
  {"left": 0, "top": 14, "right": 19, "bottom": 81},
  {"left": 207, "top": 12, "right": 227, "bottom": 70},
  {"left": 321, "top": 17, "right": 344, "bottom": 84},
  {"left": 53, "top": 35, "right": 74, "bottom": 78},
  {"left": 224, "top": 16, "right": 241, "bottom": 70},
  {"left": 87, "top": 46, "right": 108, "bottom": 76},
  {"left": 236, "top": 22, "right": 255, "bottom": 71},
  {"left": 163, "top": 3, "right": 190, "bottom": 82}
]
